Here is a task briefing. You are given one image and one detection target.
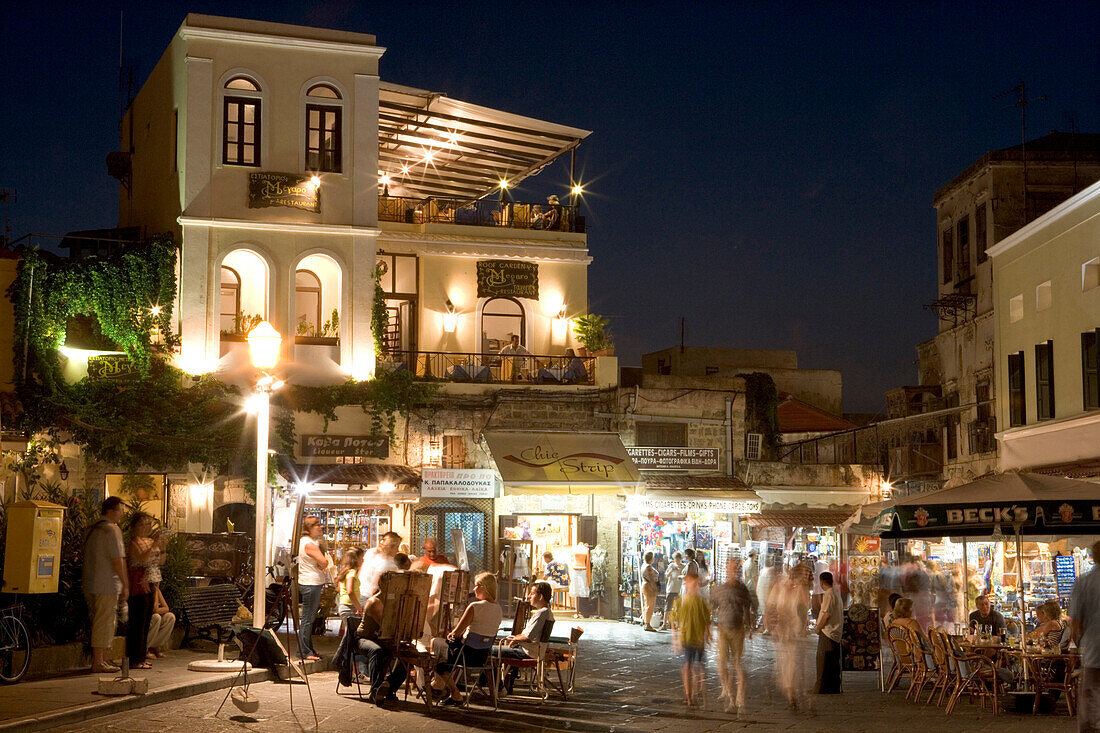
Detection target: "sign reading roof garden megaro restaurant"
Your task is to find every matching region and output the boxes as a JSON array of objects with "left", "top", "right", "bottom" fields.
[
  {"left": 248, "top": 172, "right": 320, "bottom": 213},
  {"left": 476, "top": 260, "right": 538, "bottom": 299}
]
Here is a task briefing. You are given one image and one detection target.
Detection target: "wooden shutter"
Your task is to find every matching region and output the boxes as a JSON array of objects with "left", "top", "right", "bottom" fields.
[{"left": 579, "top": 515, "right": 598, "bottom": 547}]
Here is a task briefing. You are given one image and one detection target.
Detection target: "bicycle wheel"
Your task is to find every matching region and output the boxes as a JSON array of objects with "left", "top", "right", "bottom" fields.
[{"left": 0, "top": 615, "right": 31, "bottom": 683}]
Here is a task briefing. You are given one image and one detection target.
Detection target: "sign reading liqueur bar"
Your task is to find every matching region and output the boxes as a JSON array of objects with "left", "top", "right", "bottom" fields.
[
  {"left": 248, "top": 172, "right": 320, "bottom": 213},
  {"left": 88, "top": 354, "right": 139, "bottom": 381},
  {"left": 422, "top": 468, "right": 497, "bottom": 499},
  {"left": 476, "top": 260, "right": 538, "bottom": 300},
  {"left": 627, "top": 447, "right": 719, "bottom": 471},
  {"left": 301, "top": 434, "right": 388, "bottom": 459}
]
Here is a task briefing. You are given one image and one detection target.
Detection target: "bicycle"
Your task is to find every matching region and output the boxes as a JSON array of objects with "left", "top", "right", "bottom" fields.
[{"left": 0, "top": 604, "right": 31, "bottom": 684}]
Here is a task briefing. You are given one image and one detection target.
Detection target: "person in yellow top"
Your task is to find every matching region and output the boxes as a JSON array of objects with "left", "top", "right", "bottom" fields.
[
  {"left": 335, "top": 548, "right": 365, "bottom": 619},
  {"left": 673, "top": 570, "right": 712, "bottom": 707}
]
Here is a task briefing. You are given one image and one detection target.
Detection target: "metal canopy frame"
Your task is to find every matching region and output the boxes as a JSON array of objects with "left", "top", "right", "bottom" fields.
[{"left": 378, "top": 82, "right": 591, "bottom": 202}]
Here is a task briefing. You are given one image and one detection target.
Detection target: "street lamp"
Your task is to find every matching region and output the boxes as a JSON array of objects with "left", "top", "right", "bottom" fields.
[{"left": 247, "top": 321, "right": 282, "bottom": 630}]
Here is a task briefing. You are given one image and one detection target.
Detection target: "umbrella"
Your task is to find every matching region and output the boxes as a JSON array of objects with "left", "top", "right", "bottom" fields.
[{"left": 873, "top": 471, "right": 1100, "bottom": 539}]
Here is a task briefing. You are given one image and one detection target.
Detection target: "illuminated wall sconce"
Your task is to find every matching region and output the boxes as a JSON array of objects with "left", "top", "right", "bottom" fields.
[
  {"left": 58, "top": 462, "right": 70, "bottom": 481},
  {"left": 442, "top": 299, "right": 459, "bottom": 334},
  {"left": 551, "top": 307, "right": 568, "bottom": 345}
]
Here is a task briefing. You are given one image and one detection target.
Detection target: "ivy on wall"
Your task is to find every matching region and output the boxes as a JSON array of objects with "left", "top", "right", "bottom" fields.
[
  {"left": 371, "top": 262, "right": 388, "bottom": 356},
  {"left": 9, "top": 236, "right": 178, "bottom": 401},
  {"left": 738, "top": 371, "right": 781, "bottom": 458}
]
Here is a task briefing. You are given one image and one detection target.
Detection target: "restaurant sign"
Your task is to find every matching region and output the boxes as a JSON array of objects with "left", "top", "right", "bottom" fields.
[
  {"left": 248, "top": 172, "right": 320, "bottom": 213},
  {"left": 421, "top": 468, "right": 498, "bottom": 499},
  {"left": 476, "top": 260, "right": 538, "bottom": 300},
  {"left": 301, "top": 434, "right": 389, "bottom": 459},
  {"left": 88, "top": 354, "right": 139, "bottom": 381},
  {"left": 626, "top": 447, "right": 719, "bottom": 471}
]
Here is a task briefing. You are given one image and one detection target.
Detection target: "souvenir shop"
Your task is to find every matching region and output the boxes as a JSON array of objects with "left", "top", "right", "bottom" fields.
[
  {"left": 619, "top": 488, "right": 761, "bottom": 622},
  {"left": 483, "top": 430, "right": 643, "bottom": 616}
]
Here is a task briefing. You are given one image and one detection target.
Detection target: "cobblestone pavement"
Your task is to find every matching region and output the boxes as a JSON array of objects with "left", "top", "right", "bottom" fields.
[{"left": 55, "top": 621, "right": 1076, "bottom": 732}]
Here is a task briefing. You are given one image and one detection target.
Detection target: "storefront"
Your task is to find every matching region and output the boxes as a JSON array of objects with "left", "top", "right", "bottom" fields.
[
  {"left": 274, "top": 460, "right": 421, "bottom": 566},
  {"left": 483, "top": 431, "right": 643, "bottom": 617},
  {"left": 412, "top": 468, "right": 498, "bottom": 574},
  {"left": 620, "top": 483, "right": 761, "bottom": 620}
]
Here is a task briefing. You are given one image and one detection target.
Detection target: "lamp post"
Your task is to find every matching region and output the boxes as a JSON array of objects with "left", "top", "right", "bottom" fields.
[{"left": 247, "top": 321, "right": 282, "bottom": 630}]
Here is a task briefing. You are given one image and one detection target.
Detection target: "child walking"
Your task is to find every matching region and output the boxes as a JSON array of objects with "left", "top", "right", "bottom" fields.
[{"left": 673, "top": 569, "right": 712, "bottom": 706}]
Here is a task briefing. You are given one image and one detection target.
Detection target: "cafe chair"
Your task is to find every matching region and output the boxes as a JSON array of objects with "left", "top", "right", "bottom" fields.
[
  {"left": 926, "top": 628, "right": 955, "bottom": 706},
  {"left": 885, "top": 626, "right": 920, "bottom": 697},
  {"left": 497, "top": 619, "right": 556, "bottom": 700},
  {"left": 945, "top": 639, "right": 1003, "bottom": 716},
  {"left": 452, "top": 632, "right": 499, "bottom": 710},
  {"left": 544, "top": 626, "right": 584, "bottom": 700},
  {"left": 1024, "top": 651, "right": 1076, "bottom": 716}
]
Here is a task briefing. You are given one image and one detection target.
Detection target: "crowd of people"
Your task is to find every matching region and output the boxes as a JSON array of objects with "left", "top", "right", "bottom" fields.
[
  {"left": 81, "top": 496, "right": 174, "bottom": 674},
  {"left": 655, "top": 549, "right": 843, "bottom": 714}
]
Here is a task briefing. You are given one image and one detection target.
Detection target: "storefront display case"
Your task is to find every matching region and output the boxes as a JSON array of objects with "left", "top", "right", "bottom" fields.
[{"left": 307, "top": 506, "right": 390, "bottom": 560}]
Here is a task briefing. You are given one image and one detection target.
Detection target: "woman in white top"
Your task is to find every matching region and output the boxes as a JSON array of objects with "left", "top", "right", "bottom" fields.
[
  {"left": 297, "top": 516, "right": 330, "bottom": 660},
  {"left": 432, "top": 572, "right": 504, "bottom": 705}
]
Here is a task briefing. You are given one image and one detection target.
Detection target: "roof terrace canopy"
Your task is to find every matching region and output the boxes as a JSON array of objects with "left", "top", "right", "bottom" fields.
[{"left": 378, "top": 82, "right": 591, "bottom": 202}]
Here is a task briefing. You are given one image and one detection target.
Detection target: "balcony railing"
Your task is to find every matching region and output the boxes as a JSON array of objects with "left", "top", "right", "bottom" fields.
[
  {"left": 378, "top": 350, "right": 595, "bottom": 385},
  {"left": 967, "top": 417, "right": 997, "bottom": 454},
  {"left": 378, "top": 195, "right": 582, "bottom": 232},
  {"left": 888, "top": 442, "right": 943, "bottom": 478}
]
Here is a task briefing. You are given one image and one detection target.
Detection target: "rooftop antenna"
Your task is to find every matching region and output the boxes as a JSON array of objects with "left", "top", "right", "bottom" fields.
[
  {"left": 995, "top": 81, "right": 1046, "bottom": 223},
  {"left": 0, "top": 189, "right": 15, "bottom": 245},
  {"left": 1064, "top": 110, "right": 1080, "bottom": 192}
]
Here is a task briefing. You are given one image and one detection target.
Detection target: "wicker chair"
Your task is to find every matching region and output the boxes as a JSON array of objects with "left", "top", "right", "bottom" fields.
[
  {"left": 926, "top": 628, "right": 955, "bottom": 706},
  {"left": 944, "top": 635, "right": 1003, "bottom": 716},
  {"left": 1023, "top": 652, "right": 1077, "bottom": 716},
  {"left": 885, "top": 626, "right": 921, "bottom": 697}
]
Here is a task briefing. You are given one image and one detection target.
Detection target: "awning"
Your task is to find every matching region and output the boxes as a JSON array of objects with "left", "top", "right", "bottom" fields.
[
  {"left": 484, "top": 430, "right": 643, "bottom": 495},
  {"left": 379, "top": 82, "right": 590, "bottom": 201},
  {"left": 277, "top": 458, "right": 420, "bottom": 488},
  {"left": 744, "top": 509, "right": 856, "bottom": 528},
  {"left": 753, "top": 487, "right": 871, "bottom": 507},
  {"left": 636, "top": 489, "right": 762, "bottom": 514}
]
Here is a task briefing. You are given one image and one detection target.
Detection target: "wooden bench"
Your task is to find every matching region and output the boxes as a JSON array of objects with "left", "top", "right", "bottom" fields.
[{"left": 179, "top": 583, "right": 242, "bottom": 647}]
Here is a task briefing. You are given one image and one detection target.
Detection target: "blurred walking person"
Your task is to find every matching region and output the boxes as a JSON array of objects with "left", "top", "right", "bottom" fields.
[
  {"left": 712, "top": 558, "right": 754, "bottom": 712},
  {"left": 674, "top": 570, "right": 711, "bottom": 707},
  {"left": 772, "top": 563, "right": 811, "bottom": 710},
  {"left": 756, "top": 556, "right": 777, "bottom": 632},
  {"left": 641, "top": 551, "right": 659, "bottom": 631}
]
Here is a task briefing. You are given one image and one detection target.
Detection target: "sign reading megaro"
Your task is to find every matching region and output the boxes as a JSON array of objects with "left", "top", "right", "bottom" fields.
[
  {"left": 300, "top": 434, "right": 388, "bottom": 458},
  {"left": 248, "top": 172, "right": 320, "bottom": 213},
  {"left": 626, "top": 447, "right": 719, "bottom": 471},
  {"left": 476, "top": 260, "right": 538, "bottom": 299},
  {"left": 421, "top": 469, "right": 497, "bottom": 499}
]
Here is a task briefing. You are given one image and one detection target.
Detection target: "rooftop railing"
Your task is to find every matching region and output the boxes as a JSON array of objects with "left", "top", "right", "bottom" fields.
[
  {"left": 378, "top": 195, "right": 582, "bottom": 233},
  {"left": 377, "top": 350, "right": 595, "bottom": 386}
]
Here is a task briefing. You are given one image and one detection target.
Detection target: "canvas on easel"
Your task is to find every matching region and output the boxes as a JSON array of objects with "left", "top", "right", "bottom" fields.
[{"left": 451, "top": 526, "right": 470, "bottom": 571}]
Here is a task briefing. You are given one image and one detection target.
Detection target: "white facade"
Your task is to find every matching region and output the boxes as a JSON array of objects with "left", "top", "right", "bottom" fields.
[{"left": 990, "top": 180, "right": 1100, "bottom": 475}]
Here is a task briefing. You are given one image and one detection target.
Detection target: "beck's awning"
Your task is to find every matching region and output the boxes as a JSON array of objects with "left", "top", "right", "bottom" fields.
[{"left": 484, "top": 431, "right": 643, "bottom": 495}]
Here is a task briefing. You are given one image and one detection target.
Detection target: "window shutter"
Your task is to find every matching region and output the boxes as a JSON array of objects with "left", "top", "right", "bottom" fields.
[
  {"left": 746, "top": 433, "right": 763, "bottom": 460},
  {"left": 579, "top": 516, "right": 598, "bottom": 547}
]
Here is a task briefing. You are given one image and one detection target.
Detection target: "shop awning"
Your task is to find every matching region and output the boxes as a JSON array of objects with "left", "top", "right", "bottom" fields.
[
  {"left": 752, "top": 487, "right": 871, "bottom": 507},
  {"left": 277, "top": 458, "right": 420, "bottom": 488},
  {"left": 743, "top": 509, "right": 856, "bottom": 528},
  {"left": 636, "top": 488, "right": 762, "bottom": 514},
  {"left": 484, "top": 430, "right": 643, "bottom": 495}
]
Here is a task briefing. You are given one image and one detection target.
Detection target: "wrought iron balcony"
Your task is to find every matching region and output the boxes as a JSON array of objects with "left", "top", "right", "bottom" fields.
[
  {"left": 378, "top": 195, "right": 582, "bottom": 233},
  {"left": 377, "top": 350, "right": 595, "bottom": 386}
]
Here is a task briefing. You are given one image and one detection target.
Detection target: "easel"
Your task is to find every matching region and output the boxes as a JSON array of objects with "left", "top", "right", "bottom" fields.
[
  {"left": 498, "top": 538, "right": 533, "bottom": 616},
  {"left": 215, "top": 491, "right": 318, "bottom": 727},
  {"left": 377, "top": 570, "right": 436, "bottom": 713}
]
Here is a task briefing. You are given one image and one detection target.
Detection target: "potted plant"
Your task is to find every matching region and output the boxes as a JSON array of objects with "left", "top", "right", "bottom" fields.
[{"left": 572, "top": 313, "right": 613, "bottom": 356}]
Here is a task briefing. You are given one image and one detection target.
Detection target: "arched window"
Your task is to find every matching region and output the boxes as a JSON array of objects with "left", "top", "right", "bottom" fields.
[
  {"left": 305, "top": 84, "right": 342, "bottom": 172},
  {"left": 223, "top": 76, "right": 261, "bottom": 166},
  {"left": 219, "top": 266, "right": 241, "bottom": 333},
  {"left": 295, "top": 269, "right": 322, "bottom": 336},
  {"left": 481, "top": 297, "right": 525, "bottom": 353}
]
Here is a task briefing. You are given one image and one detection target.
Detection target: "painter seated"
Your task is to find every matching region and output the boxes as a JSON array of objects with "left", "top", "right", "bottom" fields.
[{"left": 968, "top": 594, "right": 1007, "bottom": 635}]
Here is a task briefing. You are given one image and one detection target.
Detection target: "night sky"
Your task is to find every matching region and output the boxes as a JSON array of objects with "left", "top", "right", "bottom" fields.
[{"left": 3, "top": 2, "right": 1098, "bottom": 413}]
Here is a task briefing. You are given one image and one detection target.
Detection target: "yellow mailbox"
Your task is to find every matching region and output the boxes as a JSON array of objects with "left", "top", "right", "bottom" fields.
[{"left": 3, "top": 500, "right": 65, "bottom": 594}]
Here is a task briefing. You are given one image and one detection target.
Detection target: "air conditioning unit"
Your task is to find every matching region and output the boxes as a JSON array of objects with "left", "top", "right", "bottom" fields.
[{"left": 745, "top": 433, "right": 763, "bottom": 460}]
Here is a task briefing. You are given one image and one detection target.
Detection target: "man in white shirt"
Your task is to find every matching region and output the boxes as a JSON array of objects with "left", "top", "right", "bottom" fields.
[
  {"left": 810, "top": 555, "right": 828, "bottom": 620},
  {"left": 499, "top": 334, "right": 532, "bottom": 381},
  {"left": 360, "top": 531, "right": 402, "bottom": 606},
  {"left": 499, "top": 581, "right": 555, "bottom": 694},
  {"left": 812, "top": 571, "right": 843, "bottom": 694},
  {"left": 659, "top": 553, "right": 684, "bottom": 630}
]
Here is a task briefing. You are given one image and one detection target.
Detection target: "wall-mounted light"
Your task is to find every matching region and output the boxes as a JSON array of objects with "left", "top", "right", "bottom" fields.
[
  {"left": 442, "top": 299, "right": 458, "bottom": 334},
  {"left": 58, "top": 461, "right": 69, "bottom": 481},
  {"left": 379, "top": 482, "right": 396, "bottom": 494},
  {"left": 309, "top": 174, "right": 321, "bottom": 189},
  {"left": 379, "top": 173, "right": 391, "bottom": 197},
  {"left": 551, "top": 306, "right": 568, "bottom": 345}
]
